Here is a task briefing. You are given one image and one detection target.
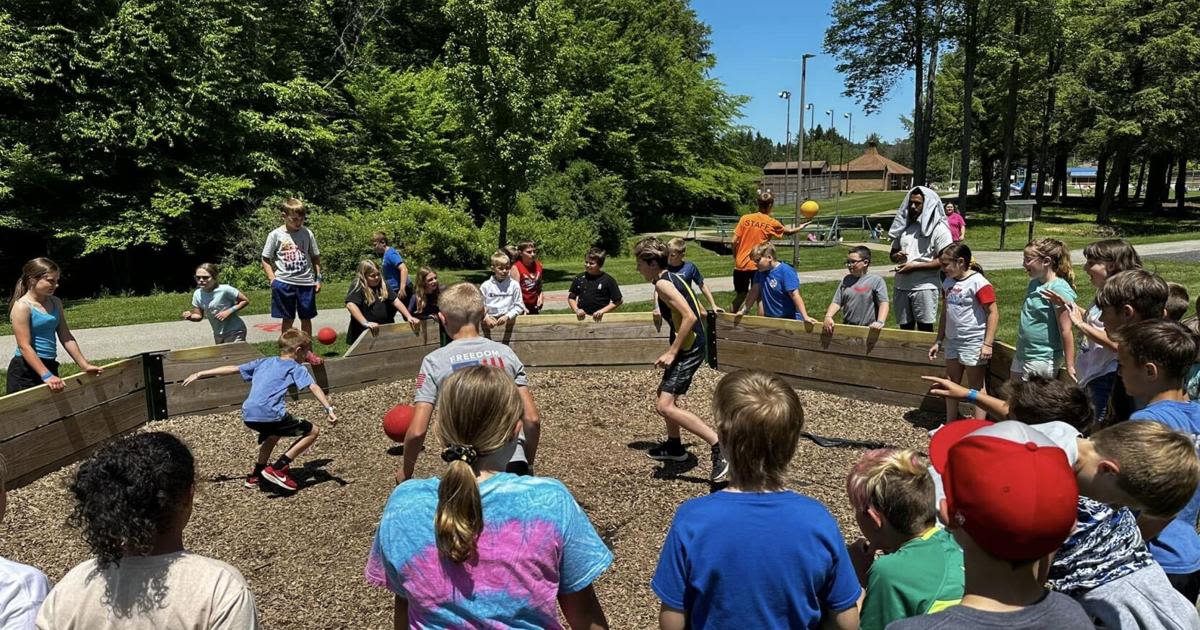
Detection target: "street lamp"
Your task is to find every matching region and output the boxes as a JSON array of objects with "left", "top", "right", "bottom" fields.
[
  {"left": 826, "top": 109, "right": 835, "bottom": 198},
  {"left": 778, "top": 90, "right": 792, "bottom": 209},
  {"left": 806, "top": 103, "right": 814, "bottom": 134},
  {"left": 841, "top": 112, "right": 853, "bottom": 198},
  {"left": 844, "top": 111, "right": 853, "bottom": 145},
  {"left": 793, "top": 53, "right": 815, "bottom": 266}
]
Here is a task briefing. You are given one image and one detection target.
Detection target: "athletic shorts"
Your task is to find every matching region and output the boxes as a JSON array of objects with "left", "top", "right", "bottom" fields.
[
  {"left": 523, "top": 303, "right": 541, "bottom": 315},
  {"left": 894, "top": 288, "right": 939, "bottom": 326},
  {"left": 6, "top": 355, "right": 59, "bottom": 394},
  {"left": 733, "top": 269, "right": 757, "bottom": 294},
  {"left": 245, "top": 414, "right": 313, "bottom": 444},
  {"left": 270, "top": 280, "right": 318, "bottom": 320},
  {"left": 214, "top": 326, "right": 248, "bottom": 344},
  {"left": 660, "top": 344, "right": 705, "bottom": 396},
  {"left": 945, "top": 338, "right": 985, "bottom": 367},
  {"left": 1010, "top": 356, "right": 1059, "bottom": 381}
]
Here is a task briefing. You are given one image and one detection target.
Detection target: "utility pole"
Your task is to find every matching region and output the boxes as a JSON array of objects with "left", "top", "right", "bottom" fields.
[
  {"left": 792, "top": 53, "right": 814, "bottom": 267},
  {"left": 779, "top": 90, "right": 792, "bottom": 209}
]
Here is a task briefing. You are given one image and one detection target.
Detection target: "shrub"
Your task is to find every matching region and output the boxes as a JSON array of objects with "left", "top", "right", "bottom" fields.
[
  {"left": 525, "top": 161, "right": 632, "bottom": 254},
  {"left": 483, "top": 196, "right": 598, "bottom": 259}
]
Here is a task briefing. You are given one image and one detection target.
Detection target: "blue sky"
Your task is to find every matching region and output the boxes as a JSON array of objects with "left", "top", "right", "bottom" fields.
[{"left": 692, "top": 0, "right": 914, "bottom": 145}]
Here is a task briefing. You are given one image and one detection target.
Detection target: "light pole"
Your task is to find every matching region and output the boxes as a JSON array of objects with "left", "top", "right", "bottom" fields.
[
  {"left": 779, "top": 90, "right": 792, "bottom": 208},
  {"left": 793, "top": 53, "right": 814, "bottom": 266},
  {"left": 826, "top": 109, "right": 835, "bottom": 198},
  {"left": 844, "top": 112, "right": 853, "bottom": 146}
]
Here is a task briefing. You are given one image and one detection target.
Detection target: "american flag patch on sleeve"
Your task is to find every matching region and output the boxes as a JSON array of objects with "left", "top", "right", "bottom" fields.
[{"left": 415, "top": 373, "right": 427, "bottom": 389}]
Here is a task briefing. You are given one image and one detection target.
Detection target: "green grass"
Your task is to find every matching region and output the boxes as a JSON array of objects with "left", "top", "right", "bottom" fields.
[
  {"left": 962, "top": 205, "right": 1200, "bottom": 251},
  {"left": 762, "top": 191, "right": 908, "bottom": 218}
]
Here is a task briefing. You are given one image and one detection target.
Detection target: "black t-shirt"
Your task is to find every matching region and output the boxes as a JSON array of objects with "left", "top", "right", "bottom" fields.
[
  {"left": 569, "top": 272, "right": 623, "bottom": 315},
  {"left": 346, "top": 285, "right": 398, "bottom": 342}
]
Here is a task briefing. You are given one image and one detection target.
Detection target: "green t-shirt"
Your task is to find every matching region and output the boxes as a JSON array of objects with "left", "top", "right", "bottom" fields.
[
  {"left": 861, "top": 527, "right": 964, "bottom": 630},
  {"left": 1015, "top": 277, "right": 1076, "bottom": 363}
]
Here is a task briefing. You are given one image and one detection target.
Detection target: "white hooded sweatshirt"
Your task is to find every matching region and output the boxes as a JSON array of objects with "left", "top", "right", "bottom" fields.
[{"left": 888, "top": 186, "right": 952, "bottom": 292}]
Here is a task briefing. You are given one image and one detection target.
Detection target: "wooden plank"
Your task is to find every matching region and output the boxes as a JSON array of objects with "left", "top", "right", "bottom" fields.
[
  {"left": 313, "top": 346, "right": 428, "bottom": 391},
  {"left": 721, "top": 357, "right": 932, "bottom": 410},
  {"left": 344, "top": 322, "right": 439, "bottom": 357},
  {"left": 717, "top": 324, "right": 935, "bottom": 364},
  {"left": 162, "top": 342, "right": 265, "bottom": 383},
  {"left": 507, "top": 340, "right": 663, "bottom": 368},
  {"left": 0, "top": 358, "right": 145, "bottom": 441},
  {"left": 715, "top": 312, "right": 936, "bottom": 345},
  {"left": 1, "top": 390, "right": 149, "bottom": 488},
  {"left": 718, "top": 339, "right": 943, "bottom": 398},
  {"left": 166, "top": 373, "right": 251, "bottom": 417},
  {"left": 485, "top": 320, "right": 668, "bottom": 343}
]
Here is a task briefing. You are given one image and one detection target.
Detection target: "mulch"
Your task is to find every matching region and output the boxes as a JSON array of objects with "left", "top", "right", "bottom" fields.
[{"left": 0, "top": 367, "right": 938, "bottom": 629}]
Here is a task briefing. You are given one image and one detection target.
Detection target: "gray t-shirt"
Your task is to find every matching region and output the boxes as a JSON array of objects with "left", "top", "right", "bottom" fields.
[
  {"left": 886, "top": 591, "right": 1092, "bottom": 630},
  {"left": 414, "top": 336, "right": 529, "bottom": 463},
  {"left": 832, "top": 273, "right": 889, "bottom": 326},
  {"left": 892, "top": 222, "right": 952, "bottom": 292},
  {"left": 261, "top": 226, "right": 320, "bottom": 286}
]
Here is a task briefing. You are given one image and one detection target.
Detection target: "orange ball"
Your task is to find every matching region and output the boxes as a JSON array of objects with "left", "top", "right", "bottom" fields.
[
  {"left": 800, "top": 200, "right": 820, "bottom": 219},
  {"left": 383, "top": 404, "right": 415, "bottom": 442},
  {"left": 316, "top": 327, "right": 337, "bottom": 345}
]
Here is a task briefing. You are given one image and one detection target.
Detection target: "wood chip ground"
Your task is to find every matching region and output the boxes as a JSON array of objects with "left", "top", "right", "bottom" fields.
[{"left": 1, "top": 368, "right": 939, "bottom": 629}]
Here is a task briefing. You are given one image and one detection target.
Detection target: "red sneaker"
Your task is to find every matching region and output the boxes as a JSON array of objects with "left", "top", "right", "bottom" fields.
[
  {"left": 261, "top": 465, "right": 298, "bottom": 491},
  {"left": 243, "top": 470, "right": 261, "bottom": 489},
  {"left": 305, "top": 350, "right": 324, "bottom": 366}
]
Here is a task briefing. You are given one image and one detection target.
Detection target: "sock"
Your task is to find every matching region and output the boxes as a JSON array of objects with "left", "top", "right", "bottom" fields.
[
  {"left": 272, "top": 454, "right": 292, "bottom": 470},
  {"left": 666, "top": 436, "right": 682, "bottom": 448},
  {"left": 711, "top": 442, "right": 721, "bottom": 454},
  {"left": 252, "top": 463, "right": 266, "bottom": 475}
]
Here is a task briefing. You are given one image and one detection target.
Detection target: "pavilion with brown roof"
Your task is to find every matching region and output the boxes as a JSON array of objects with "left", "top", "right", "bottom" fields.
[{"left": 828, "top": 142, "right": 913, "bottom": 193}]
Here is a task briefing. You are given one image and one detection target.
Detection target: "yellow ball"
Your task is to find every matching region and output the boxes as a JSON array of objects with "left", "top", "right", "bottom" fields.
[{"left": 800, "top": 200, "right": 820, "bottom": 219}]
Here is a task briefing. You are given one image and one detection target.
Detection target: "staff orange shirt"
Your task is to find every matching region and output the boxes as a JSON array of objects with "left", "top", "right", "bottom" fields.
[{"left": 733, "top": 212, "right": 785, "bottom": 271}]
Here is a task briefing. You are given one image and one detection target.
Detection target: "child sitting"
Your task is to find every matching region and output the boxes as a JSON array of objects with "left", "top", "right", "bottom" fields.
[
  {"left": 846, "top": 449, "right": 963, "bottom": 630},
  {"left": 183, "top": 329, "right": 337, "bottom": 492},
  {"left": 667, "top": 238, "right": 723, "bottom": 313},
  {"left": 38, "top": 433, "right": 257, "bottom": 627},
  {"left": 401, "top": 282, "right": 541, "bottom": 481},
  {"left": 891, "top": 422, "right": 1091, "bottom": 629},
  {"left": 822, "top": 245, "right": 889, "bottom": 334},
  {"left": 652, "top": 369, "right": 861, "bottom": 629},
  {"left": 568, "top": 247, "right": 623, "bottom": 321},
  {"left": 1113, "top": 319, "right": 1200, "bottom": 601},
  {"left": 479, "top": 249, "right": 524, "bottom": 330},
  {"left": 735, "top": 243, "right": 818, "bottom": 323},
  {"left": 366, "top": 366, "right": 610, "bottom": 628}
]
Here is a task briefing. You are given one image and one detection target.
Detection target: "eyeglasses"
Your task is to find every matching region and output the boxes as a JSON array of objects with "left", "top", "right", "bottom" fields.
[
  {"left": 845, "top": 259, "right": 865, "bottom": 266},
  {"left": 194, "top": 275, "right": 212, "bottom": 280}
]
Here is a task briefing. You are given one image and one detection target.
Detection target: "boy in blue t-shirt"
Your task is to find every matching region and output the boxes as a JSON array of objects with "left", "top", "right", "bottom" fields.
[
  {"left": 735, "top": 243, "right": 818, "bottom": 323},
  {"left": 1114, "top": 319, "right": 1200, "bottom": 602},
  {"left": 666, "top": 238, "right": 723, "bottom": 314},
  {"left": 653, "top": 369, "right": 861, "bottom": 629},
  {"left": 372, "top": 232, "right": 414, "bottom": 301},
  {"left": 182, "top": 329, "right": 337, "bottom": 493}
]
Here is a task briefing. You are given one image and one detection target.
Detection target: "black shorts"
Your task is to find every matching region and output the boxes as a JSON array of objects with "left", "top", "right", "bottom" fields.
[
  {"left": 1167, "top": 569, "right": 1200, "bottom": 604},
  {"left": 660, "top": 344, "right": 705, "bottom": 396},
  {"left": 733, "top": 269, "right": 756, "bottom": 294},
  {"left": 6, "top": 356, "right": 59, "bottom": 394},
  {"left": 245, "top": 414, "right": 313, "bottom": 444}
]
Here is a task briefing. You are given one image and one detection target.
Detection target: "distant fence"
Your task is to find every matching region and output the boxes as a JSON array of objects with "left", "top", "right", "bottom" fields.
[{"left": 1, "top": 313, "right": 1010, "bottom": 489}]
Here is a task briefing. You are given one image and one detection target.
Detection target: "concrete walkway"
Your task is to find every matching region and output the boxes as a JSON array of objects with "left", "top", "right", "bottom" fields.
[{"left": 4, "top": 239, "right": 1198, "bottom": 363}]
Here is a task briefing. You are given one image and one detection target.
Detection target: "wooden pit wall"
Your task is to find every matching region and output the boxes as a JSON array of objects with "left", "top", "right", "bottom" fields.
[
  {"left": 715, "top": 313, "right": 1016, "bottom": 411},
  {"left": 0, "top": 357, "right": 151, "bottom": 489}
]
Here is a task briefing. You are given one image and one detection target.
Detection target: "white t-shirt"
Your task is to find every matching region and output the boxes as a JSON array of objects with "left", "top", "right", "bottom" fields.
[
  {"left": 1075, "top": 304, "right": 1119, "bottom": 387},
  {"left": 36, "top": 552, "right": 258, "bottom": 630},
  {"left": 941, "top": 272, "right": 996, "bottom": 342},
  {"left": 261, "top": 226, "right": 319, "bottom": 286},
  {"left": 893, "top": 222, "right": 953, "bottom": 292},
  {"left": 0, "top": 556, "right": 49, "bottom": 630},
  {"left": 479, "top": 277, "right": 524, "bottom": 318}
]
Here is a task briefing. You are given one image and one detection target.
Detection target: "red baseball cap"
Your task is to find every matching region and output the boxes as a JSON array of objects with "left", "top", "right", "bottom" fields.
[{"left": 931, "top": 421, "right": 1078, "bottom": 562}]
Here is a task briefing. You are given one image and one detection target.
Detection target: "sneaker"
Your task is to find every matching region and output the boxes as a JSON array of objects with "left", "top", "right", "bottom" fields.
[
  {"left": 710, "top": 445, "right": 730, "bottom": 483},
  {"left": 304, "top": 350, "right": 324, "bottom": 366},
  {"left": 261, "top": 465, "right": 298, "bottom": 492},
  {"left": 647, "top": 441, "right": 688, "bottom": 462},
  {"left": 243, "top": 470, "right": 261, "bottom": 489}
]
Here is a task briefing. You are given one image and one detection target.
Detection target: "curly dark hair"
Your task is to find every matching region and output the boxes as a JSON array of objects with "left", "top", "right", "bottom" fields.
[{"left": 68, "top": 432, "right": 195, "bottom": 568}]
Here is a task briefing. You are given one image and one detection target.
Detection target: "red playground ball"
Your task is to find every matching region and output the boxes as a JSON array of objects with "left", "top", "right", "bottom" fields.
[
  {"left": 316, "top": 327, "right": 337, "bottom": 345},
  {"left": 384, "top": 404, "right": 415, "bottom": 442}
]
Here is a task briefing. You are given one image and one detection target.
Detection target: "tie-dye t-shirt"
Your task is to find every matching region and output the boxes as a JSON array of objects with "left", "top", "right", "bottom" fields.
[{"left": 365, "top": 473, "right": 612, "bottom": 629}]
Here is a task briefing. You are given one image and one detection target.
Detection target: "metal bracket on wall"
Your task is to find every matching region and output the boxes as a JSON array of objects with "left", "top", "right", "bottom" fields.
[{"left": 141, "top": 352, "right": 169, "bottom": 420}]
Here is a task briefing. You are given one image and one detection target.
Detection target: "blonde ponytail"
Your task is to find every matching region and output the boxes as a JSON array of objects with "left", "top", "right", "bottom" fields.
[{"left": 432, "top": 366, "right": 523, "bottom": 563}]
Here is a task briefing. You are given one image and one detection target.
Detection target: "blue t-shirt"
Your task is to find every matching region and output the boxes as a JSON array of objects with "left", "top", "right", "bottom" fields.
[
  {"left": 652, "top": 491, "right": 861, "bottom": 629},
  {"left": 238, "top": 357, "right": 315, "bottom": 422},
  {"left": 668, "top": 261, "right": 706, "bottom": 289},
  {"left": 365, "top": 473, "right": 612, "bottom": 629},
  {"left": 381, "top": 247, "right": 412, "bottom": 294},
  {"left": 754, "top": 262, "right": 802, "bottom": 319},
  {"left": 1130, "top": 400, "right": 1200, "bottom": 573}
]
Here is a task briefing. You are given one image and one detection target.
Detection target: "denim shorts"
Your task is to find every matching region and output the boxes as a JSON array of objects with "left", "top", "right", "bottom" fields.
[
  {"left": 1010, "top": 356, "right": 1059, "bottom": 381},
  {"left": 945, "top": 338, "right": 985, "bottom": 367},
  {"left": 270, "top": 280, "right": 318, "bottom": 320}
]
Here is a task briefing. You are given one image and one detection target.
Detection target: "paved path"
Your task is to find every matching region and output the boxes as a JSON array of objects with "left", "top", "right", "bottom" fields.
[{"left": 4, "top": 239, "right": 1199, "bottom": 363}]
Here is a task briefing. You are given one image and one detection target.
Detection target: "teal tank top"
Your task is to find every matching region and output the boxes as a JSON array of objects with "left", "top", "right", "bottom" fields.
[{"left": 14, "top": 299, "right": 59, "bottom": 360}]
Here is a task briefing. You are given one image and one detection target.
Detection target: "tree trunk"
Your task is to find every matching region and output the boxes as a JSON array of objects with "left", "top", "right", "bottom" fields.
[
  {"left": 920, "top": 0, "right": 944, "bottom": 189},
  {"left": 1118, "top": 159, "right": 1130, "bottom": 206},
  {"left": 912, "top": 0, "right": 927, "bottom": 186},
  {"left": 1053, "top": 146, "right": 1068, "bottom": 201},
  {"left": 1176, "top": 155, "right": 1188, "bottom": 212},
  {"left": 1095, "top": 151, "right": 1109, "bottom": 202},
  {"left": 956, "top": 0, "right": 979, "bottom": 209},
  {"left": 979, "top": 152, "right": 995, "bottom": 206},
  {"left": 1097, "top": 152, "right": 1126, "bottom": 223},
  {"left": 1035, "top": 47, "right": 1061, "bottom": 204},
  {"left": 1164, "top": 156, "right": 1176, "bottom": 204},
  {"left": 1145, "top": 152, "right": 1169, "bottom": 214},
  {"left": 1021, "top": 149, "right": 1035, "bottom": 198},
  {"left": 1134, "top": 159, "right": 1146, "bottom": 200},
  {"left": 997, "top": 7, "right": 1027, "bottom": 203}
]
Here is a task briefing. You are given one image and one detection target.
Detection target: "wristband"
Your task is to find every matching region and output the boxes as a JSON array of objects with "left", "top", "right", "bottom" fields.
[
  {"left": 966, "top": 388, "right": 979, "bottom": 402},
  {"left": 315, "top": 274, "right": 323, "bottom": 281},
  {"left": 325, "top": 405, "right": 335, "bottom": 416},
  {"left": 875, "top": 320, "right": 885, "bottom": 326},
  {"left": 40, "top": 371, "right": 53, "bottom": 382}
]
